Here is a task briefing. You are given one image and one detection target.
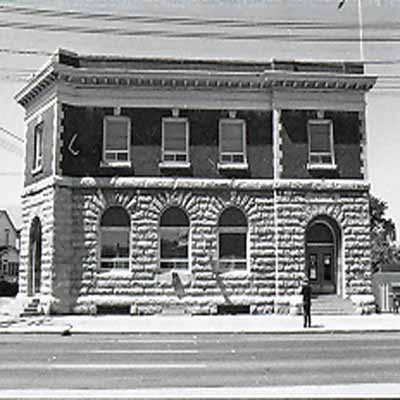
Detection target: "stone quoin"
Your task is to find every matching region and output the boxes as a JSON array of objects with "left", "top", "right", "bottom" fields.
[{"left": 15, "top": 49, "right": 377, "bottom": 315}]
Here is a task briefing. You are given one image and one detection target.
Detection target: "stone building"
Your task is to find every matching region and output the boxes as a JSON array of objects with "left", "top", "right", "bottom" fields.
[{"left": 15, "top": 49, "right": 376, "bottom": 315}]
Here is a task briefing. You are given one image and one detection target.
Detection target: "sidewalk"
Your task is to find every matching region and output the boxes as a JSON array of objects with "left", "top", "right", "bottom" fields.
[{"left": 1, "top": 313, "right": 400, "bottom": 334}]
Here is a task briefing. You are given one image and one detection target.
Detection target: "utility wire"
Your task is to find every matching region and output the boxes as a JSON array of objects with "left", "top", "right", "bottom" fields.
[{"left": 0, "top": 126, "right": 24, "bottom": 143}]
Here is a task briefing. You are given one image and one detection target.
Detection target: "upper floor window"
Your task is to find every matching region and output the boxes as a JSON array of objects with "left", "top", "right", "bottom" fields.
[
  {"left": 33, "top": 121, "right": 43, "bottom": 172},
  {"left": 307, "top": 120, "right": 336, "bottom": 169},
  {"left": 218, "top": 119, "right": 247, "bottom": 169},
  {"left": 103, "top": 116, "right": 131, "bottom": 167},
  {"left": 159, "top": 207, "right": 189, "bottom": 270},
  {"left": 100, "top": 206, "right": 130, "bottom": 269},
  {"left": 161, "top": 118, "right": 190, "bottom": 167},
  {"left": 218, "top": 207, "right": 247, "bottom": 271},
  {"left": 5, "top": 229, "right": 9, "bottom": 246}
]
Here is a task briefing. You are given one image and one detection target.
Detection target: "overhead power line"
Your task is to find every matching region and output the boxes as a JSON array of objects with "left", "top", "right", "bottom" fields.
[{"left": 0, "top": 126, "right": 24, "bottom": 143}]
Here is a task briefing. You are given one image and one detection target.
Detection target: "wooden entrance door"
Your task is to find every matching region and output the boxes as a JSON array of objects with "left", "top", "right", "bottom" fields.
[{"left": 306, "top": 220, "right": 337, "bottom": 295}]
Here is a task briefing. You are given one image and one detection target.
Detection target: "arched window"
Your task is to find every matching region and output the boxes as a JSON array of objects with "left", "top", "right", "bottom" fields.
[
  {"left": 160, "top": 207, "right": 189, "bottom": 269},
  {"left": 218, "top": 207, "right": 247, "bottom": 271},
  {"left": 100, "top": 206, "right": 130, "bottom": 269}
]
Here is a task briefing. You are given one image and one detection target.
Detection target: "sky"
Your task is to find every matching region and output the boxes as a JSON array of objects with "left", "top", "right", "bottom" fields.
[{"left": 0, "top": 0, "right": 400, "bottom": 233}]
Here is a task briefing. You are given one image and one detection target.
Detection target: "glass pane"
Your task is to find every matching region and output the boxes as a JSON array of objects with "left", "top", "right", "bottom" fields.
[
  {"left": 105, "top": 118, "right": 129, "bottom": 151},
  {"left": 219, "top": 208, "right": 247, "bottom": 227},
  {"left": 324, "top": 254, "right": 332, "bottom": 281},
  {"left": 310, "top": 123, "right": 331, "bottom": 153},
  {"left": 164, "top": 121, "right": 187, "bottom": 152},
  {"left": 160, "top": 207, "right": 189, "bottom": 227},
  {"left": 101, "top": 229, "right": 129, "bottom": 258},
  {"left": 101, "top": 207, "right": 130, "bottom": 227},
  {"left": 220, "top": 122, "right": 244, "bottom": 153},
  {"left": 160, "top": 228, "right": 188, "bottom": 259},
  {"left": 219, "top": 233, "right": 246, "bottom": 259},
  {"left": 307, "top": 223, "right": 333, "bottom": 244},
  {"left": 308, "top": 254, "right": 318, "bottom": 281}
]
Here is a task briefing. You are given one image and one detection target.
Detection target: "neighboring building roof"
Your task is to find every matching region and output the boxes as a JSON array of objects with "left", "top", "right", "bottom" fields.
[
  {"left": 15, "top": 48, "right": 377, "bottom": 108},
  {"left": 0, "top": 210, "right": 18, "bottom": 234}
]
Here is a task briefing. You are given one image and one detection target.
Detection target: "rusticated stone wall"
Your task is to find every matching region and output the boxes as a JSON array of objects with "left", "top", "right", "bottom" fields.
[
  {"left": 273, "top": 185, "right": 372, "bottom": 313},
  {"left": 69, "top": 187, "right": 276, "bottom": 315},
  {"left": 19, "top": 183, "right": 55, "bottom": 313},
  {"left": 20, "top": 178, "right": 373, "bottom": 315}
]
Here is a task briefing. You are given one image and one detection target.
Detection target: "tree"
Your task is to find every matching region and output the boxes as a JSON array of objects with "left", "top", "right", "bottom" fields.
[{"left": 370, "top": 195, "right": 400, "bottom": 272}]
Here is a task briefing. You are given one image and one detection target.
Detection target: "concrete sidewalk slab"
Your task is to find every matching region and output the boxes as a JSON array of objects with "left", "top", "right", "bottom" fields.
[
  {"left": 1, "top": 314, "right": 400, "bottom": 334},
  {"left": 0, "top": 384, "right": 399, "bottom": 399}
]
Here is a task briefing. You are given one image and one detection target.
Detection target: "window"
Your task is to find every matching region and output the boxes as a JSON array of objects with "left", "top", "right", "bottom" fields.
[
  {"left": 218, "top": 207, "right": 247, "bottom": 271},
  {"left": 33, "top": 121, "right": 43, "bottom": 172},
  {"left": 103, "top": 116, "right": 131, "bottom": 166},
  {"left": 5, "top": 229, "right": 9, "bottom": 246},
  {"left": 308, "top": 120, "right": 335, "bottom": 168},
  {"left": 100, "top": 207, "right": 130, "bottom": 269},
  {"left": 161, "top": 118, "right": 189, "bottom": 166},
  {"left": 219, "top": 119, "right": 247, "bottom": 167},
  {"left": 160, "top": 207, "right": 189, "bottom": 270}
]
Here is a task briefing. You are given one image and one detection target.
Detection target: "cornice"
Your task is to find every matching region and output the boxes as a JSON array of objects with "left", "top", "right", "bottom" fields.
[{"left": 16, "top": 62, "right": 377, "bottom": 109}]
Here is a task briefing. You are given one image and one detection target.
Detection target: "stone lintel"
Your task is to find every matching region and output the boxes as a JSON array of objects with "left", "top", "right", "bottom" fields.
[{"left": 22, "top": 176, "right": 370, "bottom": 197}]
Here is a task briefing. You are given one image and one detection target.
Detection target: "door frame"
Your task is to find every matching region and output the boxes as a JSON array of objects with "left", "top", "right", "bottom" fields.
[{"left": 305, "top": 217, "right": 342, "bottom": 296}]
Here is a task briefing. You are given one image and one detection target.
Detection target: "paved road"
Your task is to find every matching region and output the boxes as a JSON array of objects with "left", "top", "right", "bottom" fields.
[{"left": 0, "top": 332, "right": 399, "bottom": 390}]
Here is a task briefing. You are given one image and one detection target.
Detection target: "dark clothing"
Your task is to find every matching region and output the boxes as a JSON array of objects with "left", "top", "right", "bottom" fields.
[{"left": 301, "top": 283, "right": 312, "bottom": 328}]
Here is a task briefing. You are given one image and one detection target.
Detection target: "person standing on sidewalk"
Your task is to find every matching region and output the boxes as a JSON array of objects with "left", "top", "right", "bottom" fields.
[{"left": 301, "top": 278, "right": 312, "bottom": 328}]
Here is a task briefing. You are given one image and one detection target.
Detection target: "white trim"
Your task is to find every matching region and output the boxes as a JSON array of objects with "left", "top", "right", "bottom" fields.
[
  {"left": 161, "top": 117, "right": 190, "bottom": 165},
  {"left": 273, "top": 109, "right": 281, "bottom": 181},
  {"left": 52, "top": 101, "right": 60, "bottom": 175},
  {"left": 218, "top": 118, "right": 247, "bottom": 166},
  {"left": 102, "top": 115, "right": 131, "bottom": 167},
  {"left": 307, "top": 119, "right": 336, "bottom": 168},
  {"left": 25, "top": 96, "right": 58, "bottom": 124},
  {"left": 32, "top": 121, "right": 44, "bottom": 173}
]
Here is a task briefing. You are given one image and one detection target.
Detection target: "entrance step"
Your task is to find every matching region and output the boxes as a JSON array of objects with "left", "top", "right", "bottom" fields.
[
  {"left": 20, "top": 298, "right": 43, "bottom": 317},
  {"left": 161, "top": 304, "right": 186, "bottom": 315},
  {"left": 311, "top": 295, "right": 355, "bottom": 315}
]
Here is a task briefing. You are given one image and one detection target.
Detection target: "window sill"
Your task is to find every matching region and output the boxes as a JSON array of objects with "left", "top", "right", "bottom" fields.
[
  {"left": 100, "top": 161, "right": 133, "bottom": 168},
  {"left": 159, "top": 161, "right": 191, "bottom": 169},
  {"left": 31, "top": 166, "right": 43, "bottom": 176},
  {"left": 217, "top": 162, "right": 249, "bottom": 170},
  {"left": 307, "top": 163, "right": 337, "bottom": 171}
]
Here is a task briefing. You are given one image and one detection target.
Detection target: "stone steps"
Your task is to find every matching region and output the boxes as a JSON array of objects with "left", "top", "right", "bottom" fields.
[
  {"left": 20, "top": 298, "right": 43, "bottom": 317},
  {"left": 311, "top": 295, "right": 355, "bottom": 315}
]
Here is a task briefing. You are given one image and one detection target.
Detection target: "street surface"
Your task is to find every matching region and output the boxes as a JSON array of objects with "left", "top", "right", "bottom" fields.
[{"left": 0, "top": 332, "right": 399, "bottom": 391}]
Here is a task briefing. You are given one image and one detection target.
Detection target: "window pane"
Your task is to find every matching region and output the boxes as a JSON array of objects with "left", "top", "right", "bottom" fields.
[
  {"left": 307, "top": 223, "right": 333, "bottom": 244},
  {"left": 105, "top": 118, "right": 129, "bottom": 151},
  {"left": 160, "top": 228, "right": 188, "bottom": 259},
  {"left": 101, "top": 207, "right": 130, "bottom": 227},
  {"left": 219, "top": 233, "right": 246, "bottom": 259},
  {"left": 219, "top": 208, "right": 247, "bottom": 227},
  {"left": 33, "top": 122, "right": 43, "bottom": 168},
  {"left": 160, "top": 207, "right": 189, "bottom": 227},
  {"left": 101, "top": 229, "right": 129, "bottom": 258},
  {"left": 310, "top": 123, "right": 331, "bottom": 153},
  {"left": 164, "top": 121, "right": 187, "bottom": 152},
  {"left": 220, "top": 122, "right": 244, "bottom": 153}
]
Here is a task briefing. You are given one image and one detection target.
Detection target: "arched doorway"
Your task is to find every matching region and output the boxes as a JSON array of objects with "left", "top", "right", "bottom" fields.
[
  {"left": 305, "top": 217, "right": 340, "bottom": 295},
  {"left": 28, "top": 217, "right": 42, "bottom": 296}
]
